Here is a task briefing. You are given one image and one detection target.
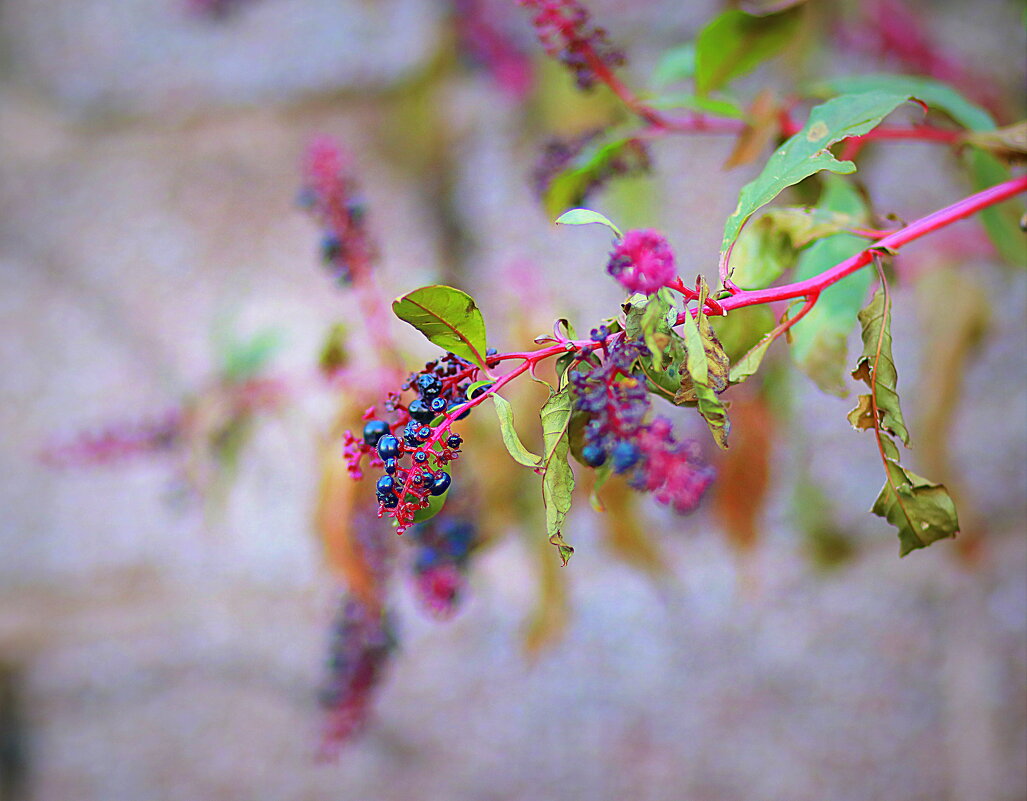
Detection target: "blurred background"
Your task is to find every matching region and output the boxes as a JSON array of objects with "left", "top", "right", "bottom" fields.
[{"left": 1, "top": 1, "right": 1025, "bottom": 799}]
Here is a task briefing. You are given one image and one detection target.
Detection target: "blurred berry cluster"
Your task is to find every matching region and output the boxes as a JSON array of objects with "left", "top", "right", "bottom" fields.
[
  {"left": 570, "top": 339, "right": 715, "bottom": 513},
  {"left": 519, "top": 0, "right": 625, "bottom": 90},
  {"left": 409, "top": 511, "right": 479, "bottom": 617},
  {"left": 298, "top": 137, "right": 373, "bottom": 286},
  {"left": 533, "top": 131, "right": 650, "bottom": 209}
]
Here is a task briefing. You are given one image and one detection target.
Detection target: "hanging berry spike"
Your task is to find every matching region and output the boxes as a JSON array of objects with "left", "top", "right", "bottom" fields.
[
  {"left": 341, "top": 352, "right": 480, "bottom": 535},
  {"left": 519, "top": 0, "right": 626, "bottom": 90}
]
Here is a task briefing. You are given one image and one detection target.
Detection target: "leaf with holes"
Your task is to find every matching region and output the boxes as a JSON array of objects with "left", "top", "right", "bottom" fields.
[{"left": 849, "top": 287, "right": 909, "bottom": 445}]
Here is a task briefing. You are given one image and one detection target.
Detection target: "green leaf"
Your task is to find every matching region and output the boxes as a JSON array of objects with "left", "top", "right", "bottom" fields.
[
  {"left": 811, "top": 73, "right": 995, "bottom": 131},
  {"left": 727, "top": 331, "right": 775, "bottom": 385},
  {"left": 392, "top": 285, "right": 490, "bottom": 371},
  {"left": 653, "top": 41, "right": 696, "bottom": 86},
  {"left": 554, "top": 207, "right": 623, "bottom": 239},
  {"left": 544, "top": 138, "right": 648, "bottom": 220},
  {"left": 694, "top": 6, "right": 802, "bottom": 96},
  {"left": 720, "top": 91, "right": 910, "bottom": 259},
  {"left": 789, "top": 175, "right": 873, "bottom": 396},
  {"left": 849, "top": 287, "right": 910, "bottom": 445},
  {"left": 709, "top": 305, "right": 777, "bottom": 363},
  {"left": 624, "top": 289, "right": 676, "bottom": 366},
  {"left": 678, "top": 278, "right": 731, "bottom": 448},
  {"left": 412, "top": 481, "right": 450, "bottom": 523},
  {"left": 490, "top": 394, "right": 542, "bottom": 468},
  {"left": 964, "top": 148, "right": 1026, "bottom": 267},
  {"left": 872, "top": 436, "right": 959, "bottom": 557},
  {"left": 540, "top": 386, "right": 576, "bottom": 564}
]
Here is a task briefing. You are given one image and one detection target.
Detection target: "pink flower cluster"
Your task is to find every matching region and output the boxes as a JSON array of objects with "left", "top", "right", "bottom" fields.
[
  {"left": 519, "top": 0, "right": 625, "bottom": 90},
  {"left": 632, "top": 418, "right": 716, "bottom": 514},
  {"left": 606, "top": 229, "right": 678, "bottom": 296}
]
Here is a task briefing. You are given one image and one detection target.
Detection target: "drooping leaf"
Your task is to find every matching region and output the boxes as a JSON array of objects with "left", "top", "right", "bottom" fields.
[
  {"left": 694, "top": 6, "right": 803, "bottom": 96},
  {"left": 849, "top": 287, "right": 909, "bottom": 445},
  {"left": 554, "top": 207, "right": 624, "bottom": 238},
  {"left": 392, "top": 285, "right": 490, "bottom": 370},
  {"left": 847, "top": 282, "right": 958, "bottom": 554},
  {"left": 490, "top": 394, "right": 542, "bottom": 468},
  {"left": 789, "top": 175, "right": 873, "bottom": 396},
  {"left": 810, "top": 73, "right": 995, "bottom": 131},
  {"left": 724, "top": 88, "right": 781, "bottom": 169},
  {"left": 540, "top": 386, "right": 576, "bottom": 564},
  {"left": 679, "top": 278, "right": 731, "bottom": 448},
  {"left": 873, "top": 436, "right": 959, "bottom": 557},
  {"left": 720, "top": 91, "right": 910, "bottom": 258}
]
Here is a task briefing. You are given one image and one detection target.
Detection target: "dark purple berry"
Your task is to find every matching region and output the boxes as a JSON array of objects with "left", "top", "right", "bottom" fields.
[
  {"left": 429, "top": 471, "right": 452, "bottom": 496},
  {"left": 408, "top": 399, "right": 434, "bottom": 424},
  {"left": 416, "top": 374, "right": 443, "bottom": 398},
  {"left": 380, "top": 492, "right": 399, "bottom": 509},
  {"left": 376, "top": 475, "right": 395, "bottom": 494},
  {"left": 418, "top": 426, "right": 432, "bottom": 439},
  {"left": 321, "top": 234, "right": 342, "bottom": 262},
  {"left": 612, "top": 441, "right": 640, "bottom": 473},
  {"left": 446, "top": 434, "right": 462, "bottom": 448},
  {"left": 413, "top": 451, "right": 428, "bottom": 464},
  {"left": 429, "top": 397, "right": 447, "bottom": 414},
  {"left": 384, "top": 458, "right": 397, "bottom": 475},
  {"left": 377, "top": 435, "right": 400, "bottom": 461},
  {"left": 362, "top": 420, "right": 390, "bottom": 447},
  {"left": 582, "top": 444, "right": 607, "bottom": 467}
]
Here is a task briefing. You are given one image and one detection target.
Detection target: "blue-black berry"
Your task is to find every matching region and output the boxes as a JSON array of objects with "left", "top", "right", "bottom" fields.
[
  {"left": 446, "top": 434, "right": 462, "bottom": 448},
  {"left": 430, "top": 396, "right": 447, "bottom": 414},
  {"left": 415, "top": 374, "right": 443, "bottom": 398},
  {"left": 582, "top": 443, "right": 607, "bottom": 467},
  {"left": 611, "top": 441, "right": 640, "bottom": 473},
  {"left": 362, "top": 419, "right": 390, "bottom": 447},
  {"left": 408, "top": 399, "right": 434, "bottom": 424},
  {"left": 321, "top": 234, "right": 342, "bottom": 263},
  {"left": 429, "top": 471, "right": 452, "bottom": 496},
  {"left": 417, "top": 426, "right": 432, "bottom": 439},
  {"left": 380, "top": 492, "right": 399, "bottom": 509},
  {"left": 377, "top": 435, "right": 400, "bottom": 461},
  {"left": 376, "top": 475, "right": 395, "bottom": 494},
  {"left": 383, "top": 458, "right": 397, "bottom": 475},
  {"left": 413, "top": 451, "right": 428, "bottom": 464}
]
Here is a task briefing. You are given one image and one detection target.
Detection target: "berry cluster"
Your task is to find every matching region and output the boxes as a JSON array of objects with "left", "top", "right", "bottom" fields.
[
  {"left": 342, "top": 353, "right": 489, "bottom": 534},
  {"left": 39, "top": 409, "right": 182, "bottom": 469},
  {"left": 570, "top": 338, "right": 715, "bottom": 513},
  {"left": 298, "top": 137, "right": 373, "bottom": 286},
  {"left": 409, "top": 512, "right": 479, "bottom": 617},
  {"left": 519, "top": 0, "right": 625, "bottom": 90},
  {"left": 606, "top": 229, "right": 677, "bottom": 296},
  {"left": 533, "top": 130, "right": 650, "bottom": 208},
  {"left": 319, "top": 594, "right": 397, "bottom": 752}
]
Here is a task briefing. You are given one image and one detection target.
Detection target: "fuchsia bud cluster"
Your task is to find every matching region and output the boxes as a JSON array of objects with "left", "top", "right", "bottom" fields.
[
  {"left": 410, "top": 513, "right": 478, "bottom": 617},
  {"left": 298, "top": 137, "right": 373, "bottom": 286},
  {"left": 570, "top": 338, "right": 715, "bottom": 514},
  {"left": 519, "top": 0, "right": 625, "bottom": 90},
  {"left": 606, "top": 230, "right": 678, "bottom": 296}
]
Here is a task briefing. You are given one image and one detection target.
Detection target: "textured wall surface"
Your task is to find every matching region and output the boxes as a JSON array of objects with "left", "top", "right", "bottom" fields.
[{"left": 1, "top": 1, "right": 1025, "bottom": 800}]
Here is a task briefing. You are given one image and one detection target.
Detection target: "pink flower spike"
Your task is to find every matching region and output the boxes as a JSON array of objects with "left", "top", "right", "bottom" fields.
[{"left": 606, "top": 229, "right": 677, "bottom": 296}]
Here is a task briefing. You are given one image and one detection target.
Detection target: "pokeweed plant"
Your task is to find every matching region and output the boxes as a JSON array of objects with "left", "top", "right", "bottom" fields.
[{"left": 350, "top": 0, "right": 1025, "bottom": 563}]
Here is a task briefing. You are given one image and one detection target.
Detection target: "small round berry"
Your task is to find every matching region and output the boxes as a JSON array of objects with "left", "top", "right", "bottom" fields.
[
  {"left": 415, "top": 374, "right": 443, "bottom": 398},
  {"left": 429, "top": 396, "right": 447, "bottom": 414},
  {"left": 413, "top": 451, "right": 428, "bottom": 464},
  {"left": 581, "top": 444, "right": 607, "bottom": 467},
  {"left": 380, "top": 492, "right": 399, "bottom": 509},
  {"left": 446, "top": 434, "right": 462, "bottom": 448},
  {"left": 611, "top": 441, "right": 640, "bottom": 473},
  {"left": 383, "top": 458, "right": 397, "bottom": 475},
  {"left": 408, "top": 399, "right": 434, "bottom": 424},
  {"left": 469, "top": 382, "right": 493, "bottom": 400},
  {"left": 376, "top": 475, "right": 395, "bottom": 494},
  {"left": 362, "top": 419, "right": 390, "bottom": 447},
  {"left": 321, "top": 234, "right": 342, "bottom": 262},
  {"left": 429, "top": 471, "right": 452, "bottom": 496},
  {"left": 418, "top": 426, "right": 432, "bottom": 440},
  {"left": 377, "top": 434, "right": 400, "bottom": 461}
]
